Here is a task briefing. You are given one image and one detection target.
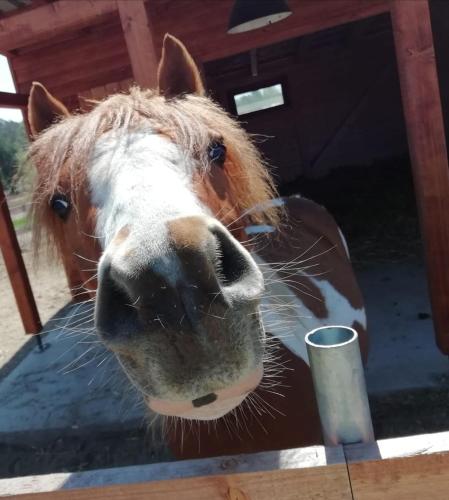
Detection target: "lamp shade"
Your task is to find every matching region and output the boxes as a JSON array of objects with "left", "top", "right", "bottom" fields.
[{"left": 228, "top": 0, "right": 292, "bottom": 34}]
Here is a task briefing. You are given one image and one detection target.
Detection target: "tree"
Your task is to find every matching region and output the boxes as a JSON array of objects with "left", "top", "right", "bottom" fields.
[{"left": 0, "top": 118, "right": 28, "bottom": 192}]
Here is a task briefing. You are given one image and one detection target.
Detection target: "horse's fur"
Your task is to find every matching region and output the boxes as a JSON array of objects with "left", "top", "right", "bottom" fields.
[
  {"left": 28, "top": 34, "right": 367, "bottom": 458},
  {"left": 30, "top": 87, "right": 278, "bottom": 256}
]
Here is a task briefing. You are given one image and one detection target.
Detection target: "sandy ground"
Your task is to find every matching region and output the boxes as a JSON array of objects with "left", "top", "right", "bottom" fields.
[{"left": 0, "top": 230, "right": 70, "bottom": 370}]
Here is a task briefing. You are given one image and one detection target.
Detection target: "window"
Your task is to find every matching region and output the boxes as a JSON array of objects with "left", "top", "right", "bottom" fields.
[{"left": 233, "top": 83, "right": 285, "bottom": 116}]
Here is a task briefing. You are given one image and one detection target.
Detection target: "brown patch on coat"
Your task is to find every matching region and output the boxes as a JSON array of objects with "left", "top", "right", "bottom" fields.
[
  {"left": 193, "top": 158, "right": 250, "bottom": 242},
  {"left": 258, "top": 196, "right": 364, "bottom": 311},
  {"left": 167, "top": 216, "right": 221, "bottom": 297},
  {"left": 168, "top": 216, "right": 210, "bottom": 250},
  {"left": 112, "top": 226, "right": 130, "bottom": 246}
]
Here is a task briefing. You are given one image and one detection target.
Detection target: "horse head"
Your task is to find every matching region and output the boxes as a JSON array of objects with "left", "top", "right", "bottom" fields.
[{"left": 28, "top": 34, "right": 280, "bottom": 421}]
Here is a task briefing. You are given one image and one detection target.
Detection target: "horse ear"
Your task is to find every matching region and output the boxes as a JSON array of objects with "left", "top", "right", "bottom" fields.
[
  {"left": 157, "top": 34, "right": 205, "bottom": 98},
  {"left": 28, "top": 82, "right": 70, "bottom": 136}
]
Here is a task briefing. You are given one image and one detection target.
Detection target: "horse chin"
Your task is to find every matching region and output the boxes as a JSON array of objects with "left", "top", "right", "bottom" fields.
[
  {"left": 147, "top": 393, "right": 249, "bottom": 421},
  {"left": 146, "top": 364, "right": 263, "bottom": 421}
]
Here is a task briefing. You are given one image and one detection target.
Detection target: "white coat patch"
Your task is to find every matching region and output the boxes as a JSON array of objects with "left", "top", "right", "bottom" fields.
[{"left": 254, "top": 254, "right": 366, "bottom": 366}]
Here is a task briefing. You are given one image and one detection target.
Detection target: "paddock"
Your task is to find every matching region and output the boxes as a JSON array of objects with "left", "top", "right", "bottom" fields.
[{"left": 1, "top": 0, "right": 449, "bottom": 497}]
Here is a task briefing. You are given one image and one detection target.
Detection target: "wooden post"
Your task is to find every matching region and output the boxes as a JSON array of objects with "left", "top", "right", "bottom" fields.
[
  {"left": 118, "top": 0, "right": 158, "bottom": 89},
  {"left": 0, "top": 180, "right": 41, "bottom": 334},
  {"left": 391, "top": 0, "right": 449, "bottom": 354}
]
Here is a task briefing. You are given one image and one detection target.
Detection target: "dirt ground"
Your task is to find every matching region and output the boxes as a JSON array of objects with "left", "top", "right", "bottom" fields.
[{"left": 0, "top": 229, "right": 70, "bottom": 371}]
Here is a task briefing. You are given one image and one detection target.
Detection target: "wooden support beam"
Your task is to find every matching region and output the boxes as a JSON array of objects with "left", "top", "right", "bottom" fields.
[
  {"left": 0, "top": 0, "right": 118, "bottom": 52},
  {"left": 0, "top": 90, "right": 28, "bottom": 109},
  {"left": 0, "top": 180, "right": 41, "bottom": 335},
  {"left": 117, "top": 0, "right": 158, "bottom": 89},
  {"left": 391, "top": 0, "right": 449, "bottom": 354}
]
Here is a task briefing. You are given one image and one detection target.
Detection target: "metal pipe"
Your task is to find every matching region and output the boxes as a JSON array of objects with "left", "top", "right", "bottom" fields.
[{"left": 305, "top": 325, "right": 374, "bottom": 446}]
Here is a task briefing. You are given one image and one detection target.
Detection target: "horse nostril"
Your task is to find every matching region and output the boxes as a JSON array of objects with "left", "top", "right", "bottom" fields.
[
  {"left": 212, "top": 227, "right": 250, "bottom": 286},
  {"left": 192, "top": 392, "right": 217, "bottom": 408}
]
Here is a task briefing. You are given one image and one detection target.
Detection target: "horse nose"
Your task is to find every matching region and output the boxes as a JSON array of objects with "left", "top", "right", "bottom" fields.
[{"left": 95, "top": 216, "right": 264, "bottom": 339}]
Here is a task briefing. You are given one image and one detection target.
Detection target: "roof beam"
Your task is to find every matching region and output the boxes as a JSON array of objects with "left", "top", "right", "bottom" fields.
[
  {"left": 150, "top": 0, "right": 391, "bottom": 63},
  {"left": 0, "top": 0, "right": 118, "bottom": 52},
  {"left": 118, "top": 0, "right": 158, "bottom": 89},
  {"left": 0, "top": 90, "right": 27, "bottom": 108}
]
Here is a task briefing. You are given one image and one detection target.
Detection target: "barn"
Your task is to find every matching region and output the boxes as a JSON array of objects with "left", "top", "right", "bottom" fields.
[{"left": 2, "top": 0, "right": 449, "bottom": 498}]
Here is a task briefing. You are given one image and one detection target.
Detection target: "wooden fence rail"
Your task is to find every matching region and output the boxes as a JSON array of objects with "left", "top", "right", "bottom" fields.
[{"left": 1, "top": 431, "right": 449, "bottom": 499}]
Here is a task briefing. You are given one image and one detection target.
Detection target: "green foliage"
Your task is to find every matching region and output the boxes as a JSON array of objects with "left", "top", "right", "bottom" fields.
[
  {"left": 0, "top": 118, "right": 28, "bottom": 193},
  {"left": 12, "top": 214, "right": 30, "bottom": 231}
]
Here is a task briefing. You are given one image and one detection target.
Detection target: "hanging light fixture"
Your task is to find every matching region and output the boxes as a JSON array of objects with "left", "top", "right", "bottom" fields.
[{"left": 228, "top": 0, "right": 292, "bottom": 34}]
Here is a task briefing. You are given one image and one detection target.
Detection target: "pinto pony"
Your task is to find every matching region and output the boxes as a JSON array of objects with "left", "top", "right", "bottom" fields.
[{"left": 28, "top": 34, "right": 367, "bottom": 458}]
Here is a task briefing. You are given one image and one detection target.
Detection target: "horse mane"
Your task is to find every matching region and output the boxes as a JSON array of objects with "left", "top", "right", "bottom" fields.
[{"left": 30, "top": 87, "right": 280, "bottom": 257}]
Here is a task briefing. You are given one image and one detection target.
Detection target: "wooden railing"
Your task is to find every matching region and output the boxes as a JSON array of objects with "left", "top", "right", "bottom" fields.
[{"left": 1, "top": 430, "right": 449, "bottom": 499}]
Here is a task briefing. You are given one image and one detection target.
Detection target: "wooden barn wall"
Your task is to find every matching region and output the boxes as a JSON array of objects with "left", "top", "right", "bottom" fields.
[
  {"left": 205, "top": 15, "right": 408, "bottom": 183},
  {"left": 7, "top": 11, "right": 132, "bottom": 111}
]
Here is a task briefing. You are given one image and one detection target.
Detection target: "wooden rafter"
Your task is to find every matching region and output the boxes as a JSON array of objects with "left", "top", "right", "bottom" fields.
[
  {"left": 150, "top": 0, "right": 391, "bottom": 63},
  {"left": 0, "top": 0, "right": 118, "bottom": 52},
  {"left": 118, "top": 0, "right": 158, "bottom": 89},
  {"left": 0, "top": 90, "right": 28, "bottom": 108}
]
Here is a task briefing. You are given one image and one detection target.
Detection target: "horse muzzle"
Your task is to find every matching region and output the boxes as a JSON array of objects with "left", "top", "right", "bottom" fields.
[
  {"left": 94, "top": 215, "right": 264, "bottom": 340},
  {"left": 146, "top": 365, "right": 263, "bottom": 420}
]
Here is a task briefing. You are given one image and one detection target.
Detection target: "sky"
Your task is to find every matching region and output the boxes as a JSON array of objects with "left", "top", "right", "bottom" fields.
[{"left": 0, "top": 55, "right": 23, "bottom": 122}]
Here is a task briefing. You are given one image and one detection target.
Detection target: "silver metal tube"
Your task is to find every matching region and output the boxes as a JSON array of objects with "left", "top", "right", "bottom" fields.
[{"left": 305, "top": 325, "right": 374, "bottom": 446}]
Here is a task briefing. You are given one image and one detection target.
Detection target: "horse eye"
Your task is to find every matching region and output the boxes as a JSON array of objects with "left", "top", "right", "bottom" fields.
[
  {"left": 208, "top": 141, "right": 226, "bottom": 167},
  {"left": 50, "top": 194, "right": 71, "bottom": 220}
]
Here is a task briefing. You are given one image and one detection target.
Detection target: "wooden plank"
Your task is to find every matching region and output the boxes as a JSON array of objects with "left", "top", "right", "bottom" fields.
[
  {"left": 18, "top": 64, "right": 133, "bottom": 104},
  {"left": 1, "top": 469, "right": 347, "bottom": 499},
  {"left": 150, "top": 0, "right": 390, "bottom": 63},
  {"left": 7, "top": 432, "right": 449, "bottom": 498},
  {"left": 11, "top": 22, "right": 127, "bottom": 80},
  {"left": 0, "top": 445, "right": 351, "bottom": 499},
  {"left": 346, "top": 431, "right": 449, "bottom": 500},
  {"left": 0, "top": 180, "right": 41, "bottom": 334},
  {"left": 9, "top": 12, "right": 122, "bottom": 63},
  {"left": 0, "top": 0, "right": 118, "bottom": 51},
  {"left": 118, "top": 0, "right": 158, "bottom": 89},
  {"left": 78, "top": 79, "right": 132, "bottom": 112},
  {"left": 0, "top": 469, "right": 352, "bottom": 499},
  {"left": 16, "top": 49, "right": 131, "bottom": 96},
  {"left": 390, "top": 0, "right": 449, "bottom": 354},
  {"left": 0, "top": 90, "right": 27, "bottom": 108}
]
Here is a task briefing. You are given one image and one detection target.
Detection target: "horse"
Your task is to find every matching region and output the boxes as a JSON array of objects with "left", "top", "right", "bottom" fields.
[{"left": 28, "top": 34, "right": 367, "bottom": 459}]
